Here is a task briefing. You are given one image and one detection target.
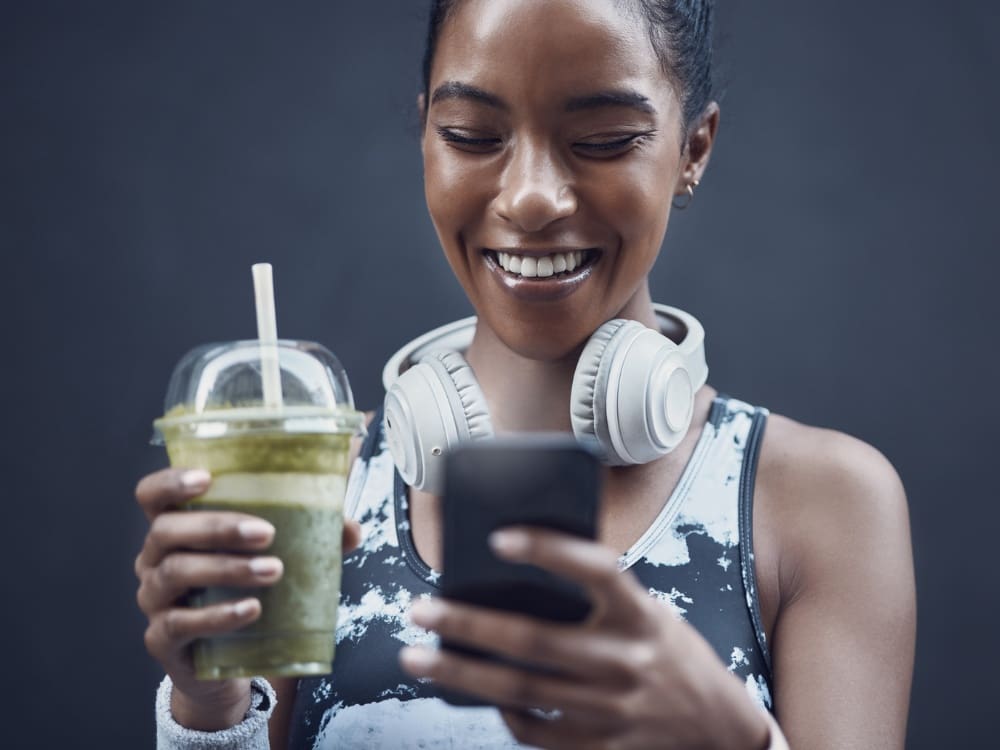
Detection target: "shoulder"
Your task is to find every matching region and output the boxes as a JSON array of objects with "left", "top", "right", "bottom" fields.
[
  {"left": 757, "top": 413, "right": 907, "bottom": 533},
  {"left": 754, "top": 411, "right": 912, "bottom": 600},
  {"left": 758, "top": 413, "right": 906, "bottom": 513}
]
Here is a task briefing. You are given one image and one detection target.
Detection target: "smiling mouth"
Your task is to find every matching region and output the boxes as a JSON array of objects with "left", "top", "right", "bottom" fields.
[{"left": 483, "top": 248, "right": 600, "bottom": 279}]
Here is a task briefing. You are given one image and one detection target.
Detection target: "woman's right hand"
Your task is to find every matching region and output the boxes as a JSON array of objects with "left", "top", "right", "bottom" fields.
[{"left": 134, "top": 467, "right": 361, "bottom": 732}]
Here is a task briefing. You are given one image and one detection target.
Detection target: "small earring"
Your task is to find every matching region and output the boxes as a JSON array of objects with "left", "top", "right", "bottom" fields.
[{"left": 672, "top": 178, "right": 700, "bottom": 210}]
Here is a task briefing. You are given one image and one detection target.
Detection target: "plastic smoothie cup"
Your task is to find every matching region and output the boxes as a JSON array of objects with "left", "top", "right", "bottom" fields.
[{"left": 153, "top": 337, "right": 363, "bottom": 679}]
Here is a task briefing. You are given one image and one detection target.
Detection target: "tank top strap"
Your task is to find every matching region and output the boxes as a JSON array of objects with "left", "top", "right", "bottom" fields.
[{"left": 622, "top": 394, "right": 774, "bottom": 708}]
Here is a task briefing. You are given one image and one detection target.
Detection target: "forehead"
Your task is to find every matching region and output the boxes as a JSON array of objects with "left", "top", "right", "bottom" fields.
[{"left": 431, "top": 0, "right": 671, "bottom": 106}]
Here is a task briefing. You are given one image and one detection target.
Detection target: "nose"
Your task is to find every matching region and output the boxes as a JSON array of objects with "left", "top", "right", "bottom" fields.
[{"left": 491, "top": 141, "right": 578, "bottom": 233}]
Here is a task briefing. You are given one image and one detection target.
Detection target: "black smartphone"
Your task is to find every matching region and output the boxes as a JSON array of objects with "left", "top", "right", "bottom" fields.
[{"left": 439, "top": 434, "right": 601, "bottom": 706}]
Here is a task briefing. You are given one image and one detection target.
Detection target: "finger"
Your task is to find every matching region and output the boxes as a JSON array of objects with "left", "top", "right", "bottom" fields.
[
  {"left": 136, "top": 511, "right": 275, "bottom": 571},
  {"left": 343, "top": 518, "right": 361, "bottom": 555},
  {"left": 135, "top": 468, "right": 211, "bottom": 521},
  {"left": 500, "top": 708, "right": 616, "bottom": 750},
  {"left": 144, "top": 598, "right": 261, "bottom": 660},
  {"left": 137, "top": 552, "right": 282, "bottom": 614},
  {"left": 409, "top": 598, "right": 634, "bottom": 685},
  {"left": 490, "top": 527, "right": 649, "bottom": 628},
  {"left": 398, "top": 645, "right": 629, "bottom": 720}
]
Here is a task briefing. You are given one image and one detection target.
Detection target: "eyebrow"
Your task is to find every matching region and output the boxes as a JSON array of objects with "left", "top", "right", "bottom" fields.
[
  {"left": 566, "top": 89, "right": 656, "bottom": 115},
  {"left": 431, "top": 81, "right": 507, "bottom": 110},
  {"left": 430, "top": 81, "right": 656, "bottom": 116}
]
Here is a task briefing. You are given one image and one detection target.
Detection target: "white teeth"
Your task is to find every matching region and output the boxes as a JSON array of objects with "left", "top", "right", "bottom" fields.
[{"left": 493, "top": 249, "right": 589, "bottom": 278}]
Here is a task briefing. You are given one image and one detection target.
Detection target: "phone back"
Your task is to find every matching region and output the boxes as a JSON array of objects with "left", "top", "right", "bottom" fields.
[{"left": 441, "top": 434, "right": 600, "bottom": 622}]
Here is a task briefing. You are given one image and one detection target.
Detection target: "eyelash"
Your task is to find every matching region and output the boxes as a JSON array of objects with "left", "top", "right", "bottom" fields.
[
  {"left": 435, "top": 127, "right": 654, "bottom": 156},
  {"left": 578, "top": 133, "right": 653, "bottom": 153},
  {"left": 436, "top": 128, "right": 500, "bottom": 149}
]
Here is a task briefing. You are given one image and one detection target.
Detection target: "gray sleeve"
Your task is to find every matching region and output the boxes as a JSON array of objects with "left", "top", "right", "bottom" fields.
[{"left": 155, "top": 676, "right": 276, "bottom": 750}]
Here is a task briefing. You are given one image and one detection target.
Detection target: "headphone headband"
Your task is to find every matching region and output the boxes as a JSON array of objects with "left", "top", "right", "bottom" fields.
[{"left": 382, "top": 304, "right": 708, "bottom": 393}]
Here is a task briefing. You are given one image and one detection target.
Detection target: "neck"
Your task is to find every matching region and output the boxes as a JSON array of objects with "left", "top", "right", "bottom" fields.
[{"left": 464, "top": 285, "right": 659, "bottom": 433}]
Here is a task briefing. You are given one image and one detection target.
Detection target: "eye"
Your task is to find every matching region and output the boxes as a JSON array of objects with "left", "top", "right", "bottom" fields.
[
  {"left": 435, "top": 126, "right": 502, "bottom": 153},
  {"left": 573, "top": 131, "right": 655, "bottom": 158}
]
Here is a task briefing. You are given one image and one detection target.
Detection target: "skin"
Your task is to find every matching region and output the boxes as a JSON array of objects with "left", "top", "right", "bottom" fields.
[{"left": 135, "top": 0, "right": 915, "bottom": 747}]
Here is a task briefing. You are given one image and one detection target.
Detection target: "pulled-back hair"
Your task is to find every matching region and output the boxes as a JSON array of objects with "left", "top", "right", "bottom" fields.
[{"left": 421, "top": 0, "right": 716, "bottom": 137}]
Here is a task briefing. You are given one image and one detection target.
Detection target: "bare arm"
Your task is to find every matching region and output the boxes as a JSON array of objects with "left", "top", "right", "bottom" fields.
[{"left": 759, "top": 420, "right": 916, "bottom": 748}]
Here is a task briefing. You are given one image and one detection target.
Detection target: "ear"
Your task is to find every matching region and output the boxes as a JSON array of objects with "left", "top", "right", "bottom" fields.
[
  {"left": 674, "top": 101, "right": 720, "bottom": 195},
  {"left": 417, "top": 93, "right": 427, "bottom": 130}
]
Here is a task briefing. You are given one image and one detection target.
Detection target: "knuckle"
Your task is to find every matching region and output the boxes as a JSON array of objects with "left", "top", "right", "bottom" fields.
[
  {"left": 206, "top": 514, "right": 234, "bottom": 544},
  {"left": 625, "top": 640, "right": 658, "bottom": 673},
  {"left": 162, "top": 609, "right": 185, "bottom": 642},
  {"left": 614, "top": 641, "right": 658, "bottom": 687},
  {"left": 148, "top": 514, "right": 169, "bottom": 544},
  {"left": 136, "top": 572, "right": 157, "bottom": 611},
  {"left": 509, "top": 623, "right": 548, "bottom": 657},
  {"left": 435, "top": 605, "right": 464, "bottom": 635},
  {"left": 605, "top": 693, "right": 635, "bottom": 724},
  {"left": 134, "top": 474, "right": 152, "bottom": 503},
  {"left": 506, "top": 673, "right": 538, "bottom": 706},
  {"left": 143, "top": 624, "right": 158, "bottom": 654},
  {"left": 158, "top": 554, "right": 184, "bottom": 587}
]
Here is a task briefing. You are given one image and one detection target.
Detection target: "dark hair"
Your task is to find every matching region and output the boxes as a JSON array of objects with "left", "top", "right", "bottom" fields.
[{"left": 421, "top": 0, "right": 716, "bottom": 137}]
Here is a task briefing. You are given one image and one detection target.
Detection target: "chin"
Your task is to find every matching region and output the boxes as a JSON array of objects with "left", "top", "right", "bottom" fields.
[{"left": 480, "top": 309, "right": 594, "bottom": 363}]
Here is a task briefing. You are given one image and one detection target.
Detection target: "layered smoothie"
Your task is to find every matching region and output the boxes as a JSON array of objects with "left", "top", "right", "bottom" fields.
[{"left": 165, "top": 429, "right": 351, "bottom": 679}]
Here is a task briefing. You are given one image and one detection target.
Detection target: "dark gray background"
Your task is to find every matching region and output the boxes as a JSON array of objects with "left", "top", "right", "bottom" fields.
[{"left": 3, "top": 1, "right": 997, "bottom": 747}]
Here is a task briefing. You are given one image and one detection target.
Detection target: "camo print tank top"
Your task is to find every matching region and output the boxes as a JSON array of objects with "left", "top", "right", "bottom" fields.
[{"left": 289, "top": 395, "right": 773, "bottom": 749}]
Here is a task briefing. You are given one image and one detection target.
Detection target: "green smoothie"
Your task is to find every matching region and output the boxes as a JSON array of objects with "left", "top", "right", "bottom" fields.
[{"left": 164, "top": 430, "right": 351, "bottom": 679}]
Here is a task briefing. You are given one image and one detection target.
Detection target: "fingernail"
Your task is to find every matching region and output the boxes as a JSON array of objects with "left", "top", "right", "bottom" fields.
[
  {"left": 231, "top": 599, "right": 257, "bottom": 618},
  {"left": 180, "top": 469, "right": 211, "bottom": 493},
  {"left": 238, "top": 519, "right": 275, "bottom": 542},
  {"left": 248, "top": 557, "right": 282, "bottom": 577},
  {"left": 489, "top": 529, "right": 528, "bottom": 557},
  {"left": 399, "top": 646, "right": 438, "bottom": 675},
  {"left": 409, "top": 598, "right": 445, "bottom": 627}
]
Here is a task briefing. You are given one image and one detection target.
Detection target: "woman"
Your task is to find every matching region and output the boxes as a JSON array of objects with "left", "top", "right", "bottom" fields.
[{"left": 135, "top": 1, "right": 916, "bottom": 747}]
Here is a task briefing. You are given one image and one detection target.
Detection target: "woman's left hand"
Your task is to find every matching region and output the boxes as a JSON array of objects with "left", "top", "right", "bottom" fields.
[{"left": 399, "top": 527, "right": 769, "bottom": 750}]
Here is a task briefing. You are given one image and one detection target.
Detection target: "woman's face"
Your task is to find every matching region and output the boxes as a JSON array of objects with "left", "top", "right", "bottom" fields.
[{"left": 422, "top": 0, "right": 707, "bottom": 361}]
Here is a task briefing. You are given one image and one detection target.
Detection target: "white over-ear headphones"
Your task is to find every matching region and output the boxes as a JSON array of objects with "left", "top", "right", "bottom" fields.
[{"left": 382, "top": 304, "right": 708, "bottom": 495}]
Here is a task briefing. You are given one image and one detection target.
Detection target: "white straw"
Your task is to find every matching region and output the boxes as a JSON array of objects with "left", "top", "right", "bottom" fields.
[{"left": 252, "top": 263, "right": 284, "bottom": 409}]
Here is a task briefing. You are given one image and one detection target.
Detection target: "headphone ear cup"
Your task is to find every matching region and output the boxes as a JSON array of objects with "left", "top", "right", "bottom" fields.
[
  {"left": 424, "top": 351, "right": 494, "bottom": 442},
  {"left": 571, "top": 320, "right": 629, "bottom": 461},
  {"left": 572, "top": 320, "right": 695, "bottom": 465},
  {"left": 383, "top": 350, "right": 492, "bottom": 494}
]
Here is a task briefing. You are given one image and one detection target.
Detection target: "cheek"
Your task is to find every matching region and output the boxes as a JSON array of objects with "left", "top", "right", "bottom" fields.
[
  {"left": 423, "top": 145, "right": 491, "bottom": 249},
  {"left": 591, "top": 158, "right": 673, "bottom": 260}
]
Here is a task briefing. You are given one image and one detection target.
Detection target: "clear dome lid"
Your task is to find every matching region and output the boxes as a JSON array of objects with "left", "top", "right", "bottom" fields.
[{"left": 152, "top": 339, "right": 364, "bottom": 444}]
